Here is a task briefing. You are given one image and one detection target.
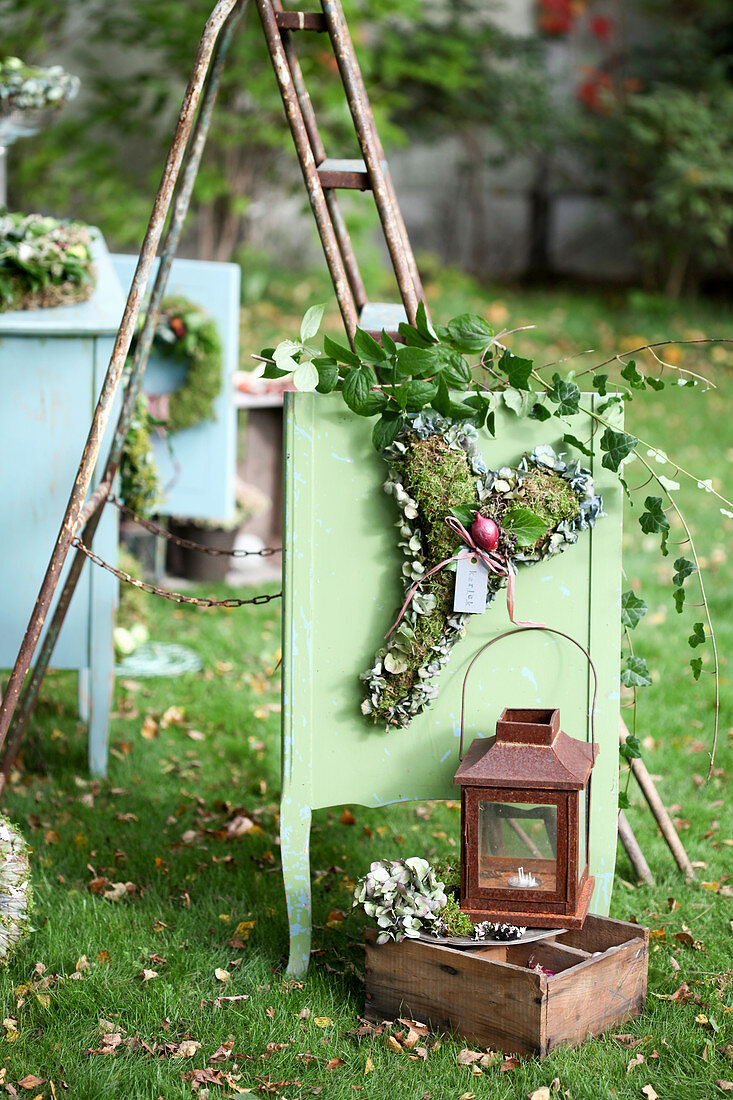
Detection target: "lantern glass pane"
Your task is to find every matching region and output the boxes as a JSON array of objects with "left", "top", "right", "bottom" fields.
[{"left": 478, "top": 801, "right": 557, "bottom": 893}]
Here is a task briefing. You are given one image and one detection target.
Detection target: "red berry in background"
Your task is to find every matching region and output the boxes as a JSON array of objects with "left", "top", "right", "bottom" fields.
[
  {"left": 589, "top": 15, "right": 614, "bottom": 40},
  {"left": 471, "top": 515, "right": 500, "bottom": 552},
  {"left": 170, "top": 316, "right": 186, "bottom": 339}
]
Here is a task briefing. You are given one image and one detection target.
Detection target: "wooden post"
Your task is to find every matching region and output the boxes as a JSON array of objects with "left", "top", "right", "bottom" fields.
[{"left": 617, "top": 810, "right": 655, "bottom": 886}]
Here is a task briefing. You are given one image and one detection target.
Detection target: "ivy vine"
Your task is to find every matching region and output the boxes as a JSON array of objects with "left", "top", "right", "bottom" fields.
[{"left": 259, "top": 303, "right": 731, "bottom": 777}]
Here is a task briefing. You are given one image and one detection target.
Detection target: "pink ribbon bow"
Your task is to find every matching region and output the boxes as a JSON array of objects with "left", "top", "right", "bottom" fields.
[{"left": 384, "top": 515, "right": 543, "bottom": 640}]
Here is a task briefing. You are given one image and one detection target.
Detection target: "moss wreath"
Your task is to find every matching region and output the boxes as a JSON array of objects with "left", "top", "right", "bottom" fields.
[
  {"left": 120, "top": 297, "right": 223, "bottom": 516},
  {"left": 0, "top": 212, "right": 95, "bottom": 313}
]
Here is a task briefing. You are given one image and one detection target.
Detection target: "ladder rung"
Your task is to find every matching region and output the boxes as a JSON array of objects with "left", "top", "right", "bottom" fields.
[
  {"left": 275, "top": 11, "right": 327, "bottom": 32},
  {"left": 359, "top": 302, "right": 408, "bottom": 336},
  {"left": 317, "top": 158, "right": 388, "bottom": 190}
]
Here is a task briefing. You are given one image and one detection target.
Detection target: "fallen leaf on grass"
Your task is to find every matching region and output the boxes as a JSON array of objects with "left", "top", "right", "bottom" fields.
[
  {"left": 457, "top": 1050, "right": 483, "bottom": 1065},
  {"left": 716, "top": 1082, "right": 733, "bottom": 1091},
  {"left": 208, "top": 1041, "right": 234, "bottom": 1063},
  {"left": 340, "top": 809, "right": 356, "bottom": 826},
  {"left": 364, "top": 1055, "right": 374, "bottom": 1074},
  {"left": 160, "top": 705, "right": 185, "bottom": 729},
  {"left": 627, "top": 1052, "right": 645, "bottom": 1072},
  {"left": 174, "top": 1040, "right": 201, "bottom": 1059},
  {"left": 188, "top": 729, "right": 206, "bottom": 741},
  {"left": 140, "top": 715, "right": 158, "bottom": 740},
  {"left": 500, "top": 1057, "right": 520, "bottom": 1072},
  {"left": 325, "top": 1058, "right": 345, "bottom": 1071},
  {"left": 103, "top": 881, "right": 136, "bottom": 903},
  {"left": 214, "top": 968, "right": 230, "bottom": 984},
  {"left": 458, "top": 1093, "right": 476, "bottom": 1099},
  {"left": 235, "top": 920, "right": 256, "bottom": 941},
  {"left": 313, "top": 1017, "right": 333, "bottom": 1028},
  {"left": 641, "top": 1087, "right": 659, "bottom": 1100},
  {"left": 139, "top": 969, "right": 158, "bottom": 982},
  {"left": 386, "top": 1035, "right": 403, "bottom": 1053},
  {"left": 17, "top": 1077, "right": 44, "bottom": 1091}
]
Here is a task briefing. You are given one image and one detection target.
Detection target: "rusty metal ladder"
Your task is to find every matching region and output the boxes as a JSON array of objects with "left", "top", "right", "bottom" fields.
[
  {"left": 256, "top": 0, "right": 425, "bottom": 342},
  {"left": 0, "top": 0, "right": 425, "bottom": 784}
]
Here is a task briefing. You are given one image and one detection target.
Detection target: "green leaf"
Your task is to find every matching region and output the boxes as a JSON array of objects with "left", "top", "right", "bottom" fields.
[
  {"left": 273, "top": 338, "right": 301, "bottom": 373},
  {"left": 404, "top": 378, "right": 439, "bottom": 411},
  {"left": 503, "top": 388, "right": 538, "bottom": 418},
  {"left": 497, "top": 349, "right": 533, "bottom": 390},
  {"left": 300, "top": 303, "right": 325, "bottom": 342},
  {"left": 621, "top": 591, "right": 647, "bottom": 630},
  {"left": 436, "top": 348, "right": 471, "bottom": 387},
  {"left": 342, "top": 364, "right": 378, "bottom": 413},
  {"left": 562, "top": 433, "right": 593, "bottom": 458},
  {"left": 688, "top": 622, "right": 706, "bottom": 648},
  {"left": 292, "top": 360, "right": 319, "bottom": 391},
  {"left": 546, "top": 373, "right": 581, "bottom": 416},
  {"left": 261, "top": 362, "right": 292, "bottom": 380},
  {"left": 444, "top": 313, "right": 493, "bottom": 353},
  {"left": 415, "top": 300, "right": 436, "bottom": 343},
  {"left": 620, "top": 360, "right": 645, "bottom": 389},
  {"left": 395, "top": 345, "right": 438, "bottom": 376},
  {"left": 639, "top": 497, "right": 669, "bottom": 534},
  {"left": 528, "top": 401, "right": 551, "bottom": 422},
  {"left": 431, "top": 376, "right": 451, "bottom": 417},
  {"left": 354, "top": 326, "right": 388, "bottom": 364},
  {"left": 593, "top": 373, "right": 609, "bottom": 396},
  {"left": 673, "top": 557, "right": 696, "bottom": 586},
  {"left": 646, "top": 376, "right": 665, "bottom": 391},
  {"left": 372, "top": 414, "right": 405, "bottom": 452},
  {"left": 673, "top": 588, "right": 686, "bottom": 614},
  {"left": 503, "top": 507, "right": 548, "bottom": 547},
  {"left": 353, "top": 392, "right": 388, "bottom": 417},
  {"left": 690, "top": 657, "right": 703, "bottom": 681},
  {"left": 323, "top": 334, "right": 360, "bottom": 367},
  {"left": 449, "top": 504, "right": 475, "bottom": 527},
  {"left": 619, "top": 732, "right": 643, "bottom": 759},
  {"left": 600, "top": 428, "right": 638, "bottom": 472},
  {"left": 618, "top": 790, "right": 630, "bottom": 810},
  {"left": 314, "top": 358, "right": 339, "bottom": 394},
  {"left": 621, "top": 656, "right": 652, "bottom": 688},
  {"left": 381, "top": 329, "right": 397, "bottom": 357},
  {"left": 397, "top": 322, "right": 433, "bottom": 348}
]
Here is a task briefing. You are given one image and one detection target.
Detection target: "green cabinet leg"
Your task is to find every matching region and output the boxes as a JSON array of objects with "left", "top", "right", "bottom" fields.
[{"left": 280, "top": 798, "right": 313, "bottom": 978}]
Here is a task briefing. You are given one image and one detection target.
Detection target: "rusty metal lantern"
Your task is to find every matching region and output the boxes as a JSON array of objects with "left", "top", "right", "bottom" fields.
[{"left": 453, "top": 630, "right": 600, "bottom": 930}]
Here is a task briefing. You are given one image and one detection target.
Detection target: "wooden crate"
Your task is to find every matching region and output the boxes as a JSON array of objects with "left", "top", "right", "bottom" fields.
[{"left": 364, "top": 914, "right": 648, "bottom": 1057}]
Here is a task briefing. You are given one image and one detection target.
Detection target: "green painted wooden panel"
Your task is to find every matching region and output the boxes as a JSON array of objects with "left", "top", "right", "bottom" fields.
[{"left": 281, "top": 392, "right": 623, "bottom": 973}]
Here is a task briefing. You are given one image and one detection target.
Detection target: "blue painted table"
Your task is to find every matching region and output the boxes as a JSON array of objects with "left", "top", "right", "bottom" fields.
[
  {"left": 111, "top": 255, "right": 240, "bottom": 522},
  {"left": 0, "top": 233, "right": 124, "bottom": 776}
]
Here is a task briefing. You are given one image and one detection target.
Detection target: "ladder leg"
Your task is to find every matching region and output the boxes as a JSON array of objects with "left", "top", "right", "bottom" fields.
[
  {"left": 256, "top": 0, "right": 360, "bottom": 341},
  {"left": 321, "top": 0, "right": 420, "bottom": 322}
]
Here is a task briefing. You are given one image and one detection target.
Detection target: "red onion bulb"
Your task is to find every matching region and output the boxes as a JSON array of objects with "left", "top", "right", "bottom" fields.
[{"left": 471, "top": 515, "right": 500, "bottom": 551}]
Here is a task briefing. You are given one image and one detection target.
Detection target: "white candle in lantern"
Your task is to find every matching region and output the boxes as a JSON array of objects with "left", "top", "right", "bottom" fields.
[{"left": 507, "top": 865, "right": 538, "bottom": 889}]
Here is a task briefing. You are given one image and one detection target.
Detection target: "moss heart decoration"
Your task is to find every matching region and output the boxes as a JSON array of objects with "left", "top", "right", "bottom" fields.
[{"left": 360, "top": 412, "right": 603, "bottom": 729}]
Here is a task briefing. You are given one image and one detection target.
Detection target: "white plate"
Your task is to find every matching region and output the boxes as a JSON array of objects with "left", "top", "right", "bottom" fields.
[{"left": 419, "top": 927, "right": 567, "bottom": 950}]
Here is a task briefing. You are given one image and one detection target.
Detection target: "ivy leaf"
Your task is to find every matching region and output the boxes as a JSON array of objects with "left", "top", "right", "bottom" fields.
[
  {"left": 528, "top": 400, "right": 551, "bottom": 422},
  {"left": 395, "top": 345, "right": 438, "bottom": 376},
  {"left": 690, "top": 657, "right": 703, "bottom": 681},
  {"left": 372, "top": 413, "right": 405, "bottom": 452},
  {"left": 621, "top": 656, "right": 652, "bottom": 688},
  {"left": 497, "top": 349, "right": 534, "bottom": 390},
  {"left": 503, "top": 388, "right": 538, "bottom": 417},
  {"left": 620, "top": 360, "right": 646, "bottom": 390},
  {"left": 600, "top": 428, "right": 638, "bottom": 472},
  {"left": 619, "top": 731, "right": 643, "bottom": 759},
  {"left": 323, "top": 335, "right": 361, "bottom": 367},
  {"left": 354, "top": 327, "right": 388, "bottom": 364},
  {"left": 436, "top": 348, "right": 472, "bottom": 387},
  {"left": 503, "top": 507, "right": 548, "bottom": 546},
  {"left": 639, "top": 497, "right": 669, "bottom": 534},
  {"left": 415, "top": 300, "right": 437, "bottom": 343},
  {"left": 647, "top": 376, "right": 665, "bottom": 391},
  {"left": 299, "top": 303, "right": 326, "bottom": 342},
  {"left": 313, "top": 357, "right": 339, "bottom": 394},
  {"left": 546, "top": 373, "right": 581, "bottom": 416},
  {"left": 342, "top": 364, "right": 377, "bottom": 413},
  {"left": 562, "top": 433, "right": 593, "bottom": 458},
  {"left": 292, "top": 360, "right": 319, "bottom": 391},
  {"left": 673, "top": 588, "right": 686, "bottom": 614},
  {"left": 673, "top": 557, "right": 697, "bottom": 586},
  {"left": 404, "top": 378, "right": 439, "bottom": 411},
  {"left": 444, "top": 313, "right": 493, "bottom": 353},
  {"left": 621, "top": 590, "right": 647, "bottom": 630},
  {"left": 593, "top": 373, "right": 609, "bottom": 396},
  {"left": 688, "top": 622, "right": 706, "bottom": 648},
  {"left": 618, "top": 790, "right": 631, "bottom": 810},
  {"left": 449, "top": 504, "right": 475, "bottom": 527}
]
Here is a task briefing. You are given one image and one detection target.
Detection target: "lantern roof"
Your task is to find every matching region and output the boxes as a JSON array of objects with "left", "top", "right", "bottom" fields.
[{"left": 454, "top": 708, "right": 598, "bottom": 791}]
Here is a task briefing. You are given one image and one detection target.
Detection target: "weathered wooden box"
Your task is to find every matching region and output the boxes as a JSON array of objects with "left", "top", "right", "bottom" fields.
[{"left": 364, "top": 914, "right": 648, "bottom": 1057}]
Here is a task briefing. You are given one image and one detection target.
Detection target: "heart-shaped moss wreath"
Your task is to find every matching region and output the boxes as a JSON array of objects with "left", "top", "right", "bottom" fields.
[{"left": 360, "top": 412, "right": 603, "bottom": 729}]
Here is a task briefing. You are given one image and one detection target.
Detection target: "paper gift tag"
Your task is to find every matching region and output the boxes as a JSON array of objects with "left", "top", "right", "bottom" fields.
[{"left": 453, "top": 553, "right": 489, "bottom": 614}]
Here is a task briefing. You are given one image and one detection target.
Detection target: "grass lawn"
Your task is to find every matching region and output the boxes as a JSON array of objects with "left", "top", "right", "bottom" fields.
[{"left": 1, "top": 275, "right": 731, "bottom": 1099}]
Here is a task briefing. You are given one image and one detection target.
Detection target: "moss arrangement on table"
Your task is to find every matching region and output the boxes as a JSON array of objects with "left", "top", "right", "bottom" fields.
[
  {"left": 360, "top": 412, "right": 602, "bottom": 730},
  {"left": 0, "top": 213, "right": 95, "bottom": 312}
]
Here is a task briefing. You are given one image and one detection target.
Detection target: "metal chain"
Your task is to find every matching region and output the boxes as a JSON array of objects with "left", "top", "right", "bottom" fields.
[
  {"left": 108, "top": 494, "right": 281, "bottom": 557},
  {"left": 71, "top": 537, "right": 281, "bottom": 608}
]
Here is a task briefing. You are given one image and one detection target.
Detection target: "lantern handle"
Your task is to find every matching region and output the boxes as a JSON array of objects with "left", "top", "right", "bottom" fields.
[{"left": 458, "top": 625, "right": 598, "bottom": 762}]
